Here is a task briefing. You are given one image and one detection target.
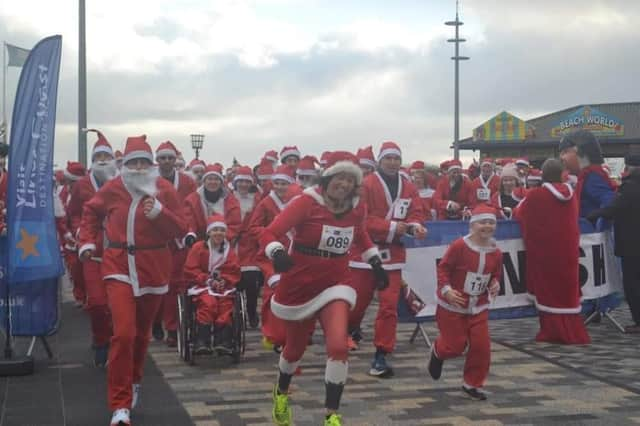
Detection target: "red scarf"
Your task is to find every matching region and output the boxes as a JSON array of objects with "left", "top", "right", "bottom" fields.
[{"left": 575, "top": 164, "right": 616, "bottom": 205}]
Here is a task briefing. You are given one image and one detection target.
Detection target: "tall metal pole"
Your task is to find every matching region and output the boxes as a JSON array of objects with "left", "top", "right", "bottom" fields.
[
  {"left": 446, "top": 0, "right": 469, "bottom": 160},
  {"left": 78, "top": 0, "right": 87, "bottom": 166},
  {"left": 2, "top": 42, "right": 6, "bottom": 144}
]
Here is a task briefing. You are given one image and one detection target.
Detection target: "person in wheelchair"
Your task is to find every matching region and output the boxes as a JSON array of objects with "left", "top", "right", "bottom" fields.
[{"left": 184, "top": 214, "right": 241, "bottom": 355}]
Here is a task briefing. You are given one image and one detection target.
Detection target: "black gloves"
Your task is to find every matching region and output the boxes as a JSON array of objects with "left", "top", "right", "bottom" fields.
[
  {"left": 369, "top": 256, "right": 389, "bottom": 291},
  {"left": 273, "top": 249, "right": 294, "bottom": 273},
  {"left": 586, "top": 210, "right": 602, "bottom": 225},
  {"left": 185, "top": 235, "right": 196, "bottom": 248}
]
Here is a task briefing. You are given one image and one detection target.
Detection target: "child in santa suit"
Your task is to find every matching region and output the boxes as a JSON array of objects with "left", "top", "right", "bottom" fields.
[
  {"left": 184, "top": 214, "right": 241, "bottom": 355},
  {"left": 428, "top": 204, "right": 502, "bottom": 401}
]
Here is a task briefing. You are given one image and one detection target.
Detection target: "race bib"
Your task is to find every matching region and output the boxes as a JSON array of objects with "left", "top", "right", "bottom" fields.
[
  {"left": 318, "top": 225, "right": 354, "bottom": 255},
  {"left": 419, "top": 188, "right": 434, "bottom": 199},
  {"left": 476, "top": 188, "right": 490, "bottom": 201},
  {"left": 393, "top": 198, "right": 411, "bottom": 219},
  {"left": 463, "top": 272, "right": 491, "bottom": 296}
]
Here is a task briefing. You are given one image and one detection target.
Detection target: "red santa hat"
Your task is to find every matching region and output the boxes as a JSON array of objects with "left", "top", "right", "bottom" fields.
[
  {"left": 356, "top": 146, "right": 376, "bottom": 169},
  {"left": 439, "top": 160, "right": 450, "bottom": 170},
  {"left": 319, "top": 151, "right": 331, "bottom": 167},
  {"left": 377, "top": 141, "right": 402, "bottom": 162},
  {"left": 515, "top": 158, "right": 530, "bottom": 167},
  {"left": 256, "top": 158, "right": 274, "bottom": 180},
  {"left": 296, "top": 155, "right": 318, "bottom": 177},
  {"left": 155, "top": 141, "right": 178, "bottom": 159},
  {"left": 409, "top": 161, "right": 426, "bottom": 173},
  {"left": 321, "top": 151, "right": 363, "bottom": 185},
  {"left": 271, "top": 164, "right": 295, "bottom": 184},
  {"left": 280, "top": 146, "right": 301, "bottom": 162},
  {"left": 469, "top": 204, "right": 497, "bottom": 224},
  {"left": 233, "top": 165, "right": 255, "bottom": 184},
  {"left": 526, "top": 168, "right": 542, "bottom": 182},
  {"left": 264, "top": 150, "right": 278, "bottom": 163},
  {"left": 85, "top": 129, "right": 113, "bottom": 161},
  {"left": 480, "top": 157, "right": 494, "bottom": 167},
  {"left": 206, "top": 214, "right": 227, "bottom": 233},
  {"left": 123, "top": 135, "right": 153, "bottom": 164},
  {"left": 189, "top": 159, "right": 206, "bottom": 171},
  {"left": 64, "top": 161, "right": 86, "bottom": 181},
  {"left": 500, "top": 163, "right": 519, "bottom": 180},
  {"left": 202, "top": 163, "right": 224, "bottom": 181},
  {"left": 447, "top": 159, "right": 463, "bottom": 173}
]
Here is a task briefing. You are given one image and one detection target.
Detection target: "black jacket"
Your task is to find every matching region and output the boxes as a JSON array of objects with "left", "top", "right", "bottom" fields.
[{"left": 588, "top": 170, "right": 640, "bottom": 257}]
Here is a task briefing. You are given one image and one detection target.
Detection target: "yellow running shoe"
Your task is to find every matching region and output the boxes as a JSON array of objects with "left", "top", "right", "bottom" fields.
[
  {"left": 272, "top": 385, "right": 292, "bottom": 426},
  {"left": 324, "top": 413, "right": 342, "bottom": 426},
  {"left": 262, "top": 336, "right": 274, "bottom": 351}
]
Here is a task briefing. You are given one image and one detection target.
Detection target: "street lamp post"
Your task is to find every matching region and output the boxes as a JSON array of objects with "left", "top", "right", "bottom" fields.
[
  {"left": 446, "top": 0, "right": 470, "bottom": 161},
  {"left": 190, "top": 134, "right": 204, "bottom": 160}
]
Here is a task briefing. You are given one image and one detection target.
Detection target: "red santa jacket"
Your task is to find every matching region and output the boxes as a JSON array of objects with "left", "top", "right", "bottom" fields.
[
  {"left": 417, "top": 187, "right": 436, "bottom": 221},
  {"left": 470, "top": 174, "right": 500, "bottom": 206},
  {"left": 68, "top": 174, "right": 104, "bottom": 257},
  {"left": 78, "top": 177, "right": 187, "bottom": 296},
  {"left": 260, "top": 186, "right": 378, "bottom": 320},
  {"left": 437, "top": 236, "right": 503, "bottom": 315},
  {"left": 234, "top": 191, "right": 261, "bottom": 271},
  {"left": 184, "top": 187, "right": 241, "bottom": 242},
  {"left": 184, "top": 239, "right": 241, "bottom": 296},
  {"left": 349, "top": 171, "right": 424, "bottom": 271},
  {"left": 433, "top": 177, "right": 475, "bottom": 220},
  {"left": 489, "top": 188, "right": 525, "bottom": 220}
]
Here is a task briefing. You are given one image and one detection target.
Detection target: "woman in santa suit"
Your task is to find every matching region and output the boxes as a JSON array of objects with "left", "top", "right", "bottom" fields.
[
  {"left": 409, "top": 160, "right": 437, "bottom": 221},
  {"left": 261, "top": 151, "right": 388, "bottom": 426},
  {"left": 489, "top": 163, "right": 525, "bottom": 220}
]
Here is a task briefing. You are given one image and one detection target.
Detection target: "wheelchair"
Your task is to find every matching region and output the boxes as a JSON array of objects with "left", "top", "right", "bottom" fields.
[{"left": 176, "top": 289, "right": 247, "bottom": 365}]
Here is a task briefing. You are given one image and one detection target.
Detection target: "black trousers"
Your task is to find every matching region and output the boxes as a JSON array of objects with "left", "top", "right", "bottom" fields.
[
  {"left": 239, "top": 270, "right": 263, "bottom": 320},
  {"left": 621, "top": 257, "right": 640, "bottom": 325}
]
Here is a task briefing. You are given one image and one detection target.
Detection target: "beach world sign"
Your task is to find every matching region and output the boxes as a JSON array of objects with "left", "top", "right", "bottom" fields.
[{"left": 550, "top": 106, "right": 624, "bottom": 138}]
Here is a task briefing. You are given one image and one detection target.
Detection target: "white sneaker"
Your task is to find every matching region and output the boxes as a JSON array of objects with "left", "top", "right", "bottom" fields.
[
  {"left": 110, "top": 408, "right": 130, "bottom": 425},
  {"left": 132, "top": 383, "right": 141, "bottom": 409}
]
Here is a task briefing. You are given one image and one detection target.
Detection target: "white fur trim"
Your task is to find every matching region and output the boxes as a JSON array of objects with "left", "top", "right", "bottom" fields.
[
  {"left": 92, "top": 145, "right": 114, "bottom": 159},
  {"left": 359, "top": 158, "right": 376, "bottom": 169},
  {"left": 271, "top": 173, "right": 294, "bottom": 184},
  {"left": 361, "top": 247, "right": 380, "bottom": 262},
  {"left": 145, "top": 198, "right": 163, "bottom": 219},
  {"left": 78, "top": 243, "right": 96, "bottom": 258},
  {"left": 543, "top": 182, "right": 573, "bottom": 202},
  {"left": 206, "top": 221, "right": 227, "bottom": 233},
  {"left": 267, "top": 274, "right": 281, "bottom": 288},
  {"left": 325, "top": 359, "right": 348, "bottom": 385},
  {"left": 527, "top": 175, "right": 542, "bottom": 181},
  {"left": 447, "top": 165, "right": 462, "bottom": 172},
  {"left": 296, "top": 169, "right": 318, "bottom": 177},
  {"left": 529, "top": 294, "right": 582, "bottom": 314},
  {"left": 257, "top": 173, "right": 272, "bottom": 180},
  {"left": 280, "top": 148, "right": 300, "bottom": 160},
  {"left": 441, "top": 285, "right": 453, "bottom": 295},
  {"left": 123, "top": 150, "right": 153, "bottom": 164},
  {"left": 233, "top": 174, "right": 254, "bottom": 183},
  {"left": 469, "top": 213, "right": 496, "bottom": 224},
  {"left": 190, "top": 164, "right": 205, "bottom": 171},
  {"left": 155, "top": 148, "right": 176, "bottom": 159},
  {"left": 386, "top": 221, "right": 398, "bottom": 243},
  {"left": 202, "top": 171, "right": 223, "bottom": 181},
  {"left": 377, "top": 148, "right": 401, "bottom": 161},
  {"left": 182, "top": 232, "right": 197, "bottom": 246},
  {"left": 64, "top": 169, "right": 82, "bottom": 181},
  {"left": 437, "top": 297, "right": 489, "bottom": 315},
  {"left": 271, "top": 285, "right": 356, "bottom": 321},
  {"left": 265, "top": 241, "right": 285, "bottom": 259},
  {"left": 240, "top": 266, "right": 261, "bottom": 272},
  {"left": 279, "top": 356, "right": 300, "bottom": 375},
  {"left": 349, "top": 261, "right": 404, "bottom": 270},
  {"left": 322, "top": 160, "right": 363, "bottom": 185}
]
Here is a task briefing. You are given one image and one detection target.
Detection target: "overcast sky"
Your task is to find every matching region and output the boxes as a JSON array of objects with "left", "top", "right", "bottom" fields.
[{"left": 1, "top": 0, "right": 638, "bottom": 167}]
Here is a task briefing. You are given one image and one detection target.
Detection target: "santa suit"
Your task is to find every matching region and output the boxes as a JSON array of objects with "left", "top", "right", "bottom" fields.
[
  {"left": 184, "top": 240, "right": 241, "bottom": 326},
  {"left": 78, "top": 176, "right": 186, "bottom": 411},
  {"left": 433, "top": 177, "right": 475, "bottom": 220},
  {"left": 470, "top": 174, "right": 500, "bottom": 207},
  {"left": 434, "top": 236, "right": 502, "bottom": 389},
  {"left": 514, "top": 183, "right": 591, "bottom": 344},
  {"left": 489, "top": 190, "right": 523, "bottom": 220},
  {"left": 68, "top": 173, "right": 112, "bottom": 347},
  {"left": 184, "top": 187, "right": 241, "bottom": 241},
  {"left": 58, "top": 183, "right": 87, "bottom": 304},
  {"left": 348, "top": 171, "right": 425, "bottom": 354},
  {"left": 417, "top": 187, "right": 436, "bottom": 221},
  {"left": 234, "top": 191, "right": 262, "bottom": 321}
]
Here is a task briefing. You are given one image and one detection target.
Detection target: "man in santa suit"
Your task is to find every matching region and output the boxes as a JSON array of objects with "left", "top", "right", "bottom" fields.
[
  {"left": 515, "top": 158, "right": 530, "bottom": 186},
  {"left": 409, "top": 160, "right": 436, "bottom": 221},
  {"left": 348, "top": 141, "right": 427, "bottom": 377},
  {"left": 280, "top": 145, "right": 301, "bottom": 169},
  {"left": 264, "top": 149, "right": 279, "bottom": 168},
  {"left": 187, "top": 159, "right": 206, "bottom": 186},
  {"left": 114, "top": 150, "right": 124, "bottom": 170},
  {"left": 254, "top": 158, "right": 274, "bottom": 199},
  {"left": 319, "top": 151, "right": 331, "bottom": 169},
  {"left": 184, "top": 163, "right": 241, "bottom": 243},
  {"left": 152, "top": 141, "right": 197, "bottom": 347},
  {"left": 514, "top": 159, "right": 591, "bottom": 344},
  {"left": 470, "top": 158, "right": 500, "bottom": 206},
  {"left": 67, "top": 129, "right": 119, "bottom": 366},
  {"left": 232, "top": 165, "right": 263, "bottom": 328},
  {"left": 433, "top": 159, "right": 475, "bottom": 220},
  {"left": 356, "top": 146, "right": 376, "bottom": 177},
  {"left": 78, "top": 135, "right": 186, "bottom": 426},
  {"left": 296, "top": 155, "right": 319, "bottom": 189}
]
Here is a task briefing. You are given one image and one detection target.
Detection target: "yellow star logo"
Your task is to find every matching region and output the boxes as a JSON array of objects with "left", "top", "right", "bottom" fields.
[{"left": 16, "top": 228, "right": 40, "bottom": 260}]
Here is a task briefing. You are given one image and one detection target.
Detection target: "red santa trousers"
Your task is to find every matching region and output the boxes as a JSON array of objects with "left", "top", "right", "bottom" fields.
[
  {"left": 64, "top": 249, "right": 85, "bottom": 304},
  {"left": 155, "top": 249, "right": 188, "bottom": 332},
  {"left": 261, "top": 284, "right": 288, "bottom": 346},
  {"left": 106, "top": 280, "right": 163, "bottom": 410},
  {"left": 348, "top": 268, "right": 403, "bottom": 353},
  {"left": 82, "top": 260, "right": 112, "bottom": 347},
  {"left": 193, "top": 293, "right": 234, "bottom": 327},
  {"left": 536, "top": 312, "right": 591, "bottom": 344},
  {"left": 434, "top": 308, "right": 490, "bottom": 389}
]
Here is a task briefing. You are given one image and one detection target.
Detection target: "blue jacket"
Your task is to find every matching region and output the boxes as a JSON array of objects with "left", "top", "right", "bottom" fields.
[{"left": 579, "top": 172, "right": 616, "bottom": 218}]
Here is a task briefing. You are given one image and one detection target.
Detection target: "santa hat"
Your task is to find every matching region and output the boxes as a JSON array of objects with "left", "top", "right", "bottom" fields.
[
  {"left": 500, "top": 163, "right": 519, "bottom": 180},
  {"left": 296, "top": 155, "right": 318, "bottom": 176},
  {"left": 377, "top": 141, "right": 401, "bottom": 162},
  {"left": 256, "top": 158, "right": 274, "bottom": 180},
  {"left": 439, "top": 160, "right": 450, "bottom": 170},
  {"left": 271, "top": 165, "right": 295, "bottom": 184},
  {"left": 264, "top": 150, "right": 278, "bottom": 163},
  {"left": 123, "top": 135, "right": 153, "bottom": 164},
  {"left": 515, "top": 158, "right": 530, "bottom": 167},
  {"left": 280, "top": 146, "right": 301, "bottom": 162},
  {"left": 64, "top": 161, "right": 86, "bottom": 181},
  {"left": 527, "top": 169, "right": 542, "bottom": 182},
  {"left": 206, "top": 214, "right": 227, "bottom": 233},
  {"left": 399, "top": 167, "right": 411, "bottom": 180},
  {"left": 233, "top": 165, "right": 255, "bottom": 184},
  {"left": 321, "top": 151, "right": 363, "bottom": 185},
  {"left": 202, "top": 164, "right": 224, "bottom": 181},
  {"left": 85, "top": 129, "right": 114, "bottom": 161},
  {"left": 447, "top": 159, "right": 463, "bottom": 173},
  {"left": 319, "top": 151, "right": 331, "bottom": 167},
  {"left": 155, "top": 141, "right": 178, "bottom": 159},
  {"left": 189, "top": 159, "right": 206, "bottom": 171},
  {"left": 409, "top": 161, "right": 426, "bottom": 173},
  {"left": 469, "top": 204, "right": 497, "bottom": 224},
  {"left": 356, "top": 146, "right": 376, "bottom": 169},
  {"left": 495, "top": 158, "right": 512, "bottom": 167},
  {"left": 480, "top": 157, "right": 494, "bottom": 167}
]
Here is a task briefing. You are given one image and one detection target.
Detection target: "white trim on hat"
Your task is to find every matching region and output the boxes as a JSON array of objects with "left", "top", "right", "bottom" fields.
[
  {"left": 190, "top": 163, "right": 205, "bottom": 171},
  {"left": 233, "top": 174, "right": 255, "bottom": 183},
  {"left": 206, "top": 221, "right": 227, "bottom": 233},
  {"left": 123, "top": 150, "right": 153, "bottom": 164},
  {"left": 155, "top": 148, "right": 177, "bottom": 159},
  {"left": 296, "top": 168, "right": 318, "bottom": 177},
  {"left": 202, "top": 170, "right": 223, "bottom": 181},
  {"left": 92, "top": 145, "right": 114, "bottom": 159},
  {"left": 271, "top": 173, "right": 294, "bottom": 184},
  {"left": 447, "top": 164, "right": 462, "bottom": 173},
  {"left": 257, "top": 173, "right": 272, "bottom": 180},
  {"left": 64, "top": 169, "right": 83, "bottom": 181},
  {"left": 480, "top": 159, "right": 493, "bottom": 166},
  {"left": 470, "top": 212, "right": 497, "bottom": 224},
  {"left": 515, "top": 159, "right": 530, "bottom": 167},
  {"left": 527, "top": 175, "right": 542, "bottom": 181},
  {"left": 359, "top": 158, "right": 376, "bottom": 169},
  {"left": 377, "top": 147, "right": 402, "bottom": 162},
  {"left": 322, "top": 160, "right": 363, "bottom": 185},
  {"left": 280, "top": 148, "right": 300, "bottom": 160}
]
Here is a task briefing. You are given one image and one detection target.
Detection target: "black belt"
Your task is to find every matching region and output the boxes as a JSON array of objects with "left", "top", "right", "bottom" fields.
[
  {"left": 107, "top": 242, "right": 168, "bottom": 255},
  {"left": 293, "top": 244, "right": 345, "bottom": 259}
]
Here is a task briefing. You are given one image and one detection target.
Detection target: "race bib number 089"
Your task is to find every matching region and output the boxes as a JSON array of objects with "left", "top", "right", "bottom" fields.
[{"left": 318, "top": 225, "right": 354, "bottom": 255}]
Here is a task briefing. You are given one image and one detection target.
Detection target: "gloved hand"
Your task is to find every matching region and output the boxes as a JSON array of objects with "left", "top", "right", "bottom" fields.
[
  {"left": 272, "top": 249, "right": 294, "bottom": 273},
  {"left": 212, "top": 279, "right": 226, "bottom": 293},
  {"left": 369, "top": 255, "right": 389, "bottom": 291},
  {"left": 586, "top": 210, "right": 601, "bottom": 226},
  {"left": 185, "top": 235, "right": 197, "bottom": 248}
]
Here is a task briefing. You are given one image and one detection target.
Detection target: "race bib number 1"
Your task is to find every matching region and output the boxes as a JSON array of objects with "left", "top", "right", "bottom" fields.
[
  {"left": 318, "top": 225, "right": 354, "bottom": 255},
  {"left": 463, "top": 272, "right": 490, "bottom": 296},
  {"left": 393, "top": 198, "right": 411, "bottom": 219}
]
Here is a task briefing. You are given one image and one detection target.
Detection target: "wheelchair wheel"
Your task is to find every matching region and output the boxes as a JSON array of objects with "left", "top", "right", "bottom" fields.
[
  {"left": 177, "top": 293, "right": 195, "bottom": 365},
  {"left": 231, "top": 291, "right": 247, "bottom": 364}
]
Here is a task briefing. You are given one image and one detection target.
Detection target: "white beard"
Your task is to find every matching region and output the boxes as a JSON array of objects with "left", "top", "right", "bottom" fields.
[
  {"left": 121, "top": 166, "right": 158, "bottom": 197},
  {"left": 92, "top": 160, "right": 118, "bottom": 183}
]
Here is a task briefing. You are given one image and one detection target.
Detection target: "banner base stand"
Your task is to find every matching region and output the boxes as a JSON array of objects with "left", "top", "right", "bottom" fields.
[
  {"left": 0, "top": 356, "right": 34, "bottom": 376},
  {"left": 585, "top": 308, "right": 625, "bottom": 333},
  {"left": 409, "top": 323, "right": 432, "bottom": 349}
]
